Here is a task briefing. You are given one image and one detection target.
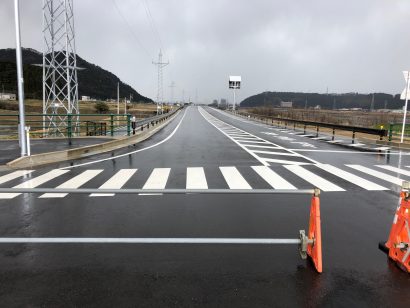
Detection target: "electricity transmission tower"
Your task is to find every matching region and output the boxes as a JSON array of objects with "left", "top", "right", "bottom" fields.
[
  {"left": 42, "top": 0, "right": 79, "bottom": 136},
  {"left": 152, "top": 50, "right": 169, "bottom": 114}
]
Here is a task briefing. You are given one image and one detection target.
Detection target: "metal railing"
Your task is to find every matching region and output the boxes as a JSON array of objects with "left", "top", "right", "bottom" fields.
[
  {"left": 0, "top": 107, "right": 181, "bottom": 139},
  {"left": 236, "top": 110, "right": 388, "bottom": 143}
]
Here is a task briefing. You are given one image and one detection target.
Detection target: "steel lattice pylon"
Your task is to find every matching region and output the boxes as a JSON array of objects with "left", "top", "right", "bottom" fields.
[
  {"left": 152, "top": 50, "right": 169, "bottom": 114},
  {"left": 42, "top": 0, "right": 79, "bottom": 136}
]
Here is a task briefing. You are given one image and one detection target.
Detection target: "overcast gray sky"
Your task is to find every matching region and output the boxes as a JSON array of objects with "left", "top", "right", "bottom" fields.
[{"left": 1, "top": 0, "right": 410, "bottom": 103}]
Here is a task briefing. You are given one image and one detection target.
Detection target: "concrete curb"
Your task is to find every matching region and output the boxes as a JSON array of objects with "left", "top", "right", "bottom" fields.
[{"left": 6, "top": 110, "right": 181, "bottom": 169}]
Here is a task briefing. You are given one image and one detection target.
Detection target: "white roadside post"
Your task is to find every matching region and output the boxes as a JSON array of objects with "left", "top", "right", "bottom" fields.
[
  {"left": 400, "top": 71, "right": 410, "bottom": 143},
  {"left": 229, "top": 76, "right": 241, "bottom": 111},
  {"left": 25, "top": 126, "right": 31, "bottom": 156},
  {"left": 13, "top": 0, "right": 27, "bottom": 156}
]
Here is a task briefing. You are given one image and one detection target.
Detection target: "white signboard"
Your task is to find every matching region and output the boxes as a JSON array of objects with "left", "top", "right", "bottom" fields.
[
  {"left": 401, "top": 71, "right": 410, "bottom": 100},
  {"left": 229, "top": 76, "right": 241, "bottom": 89}
]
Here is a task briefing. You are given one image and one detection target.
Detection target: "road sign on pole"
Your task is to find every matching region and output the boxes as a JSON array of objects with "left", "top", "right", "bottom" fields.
[
  {"left": 400, "top": 71, "right": 410, "bottom": 143},
  {"left": 229, "top": 76, "right": 241, "bottom": 111}
]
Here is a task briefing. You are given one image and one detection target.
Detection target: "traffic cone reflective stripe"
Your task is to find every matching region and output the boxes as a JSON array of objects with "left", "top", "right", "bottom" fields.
[{"left": 307, "top": 193, "right": 322, "bottom": 273}]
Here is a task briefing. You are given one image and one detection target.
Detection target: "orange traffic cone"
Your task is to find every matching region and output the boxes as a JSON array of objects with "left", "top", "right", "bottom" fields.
[
  {"left": 380, "top": 182, "right": 410, "bottom": 273},
  {"left": 307, "top": 188, "right": 323, "bottom": 273}
]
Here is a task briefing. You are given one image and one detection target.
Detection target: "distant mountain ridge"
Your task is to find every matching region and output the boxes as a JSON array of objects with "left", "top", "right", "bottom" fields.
[
  {"left": 240, "top": 91, "right": 404, "bottom": 110},
  {"left": 0, "top": 48, "right": 152, "bottom": 103}
]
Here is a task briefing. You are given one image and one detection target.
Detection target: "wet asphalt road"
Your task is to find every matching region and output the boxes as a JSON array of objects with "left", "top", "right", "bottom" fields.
[{"left": 0, "top": 106, "right": 410, "bottom": 307}]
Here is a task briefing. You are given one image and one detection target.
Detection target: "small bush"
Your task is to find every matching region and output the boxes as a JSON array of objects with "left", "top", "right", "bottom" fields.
[{"left": 94, "top": 101, "right": 109, "bottom": 114}]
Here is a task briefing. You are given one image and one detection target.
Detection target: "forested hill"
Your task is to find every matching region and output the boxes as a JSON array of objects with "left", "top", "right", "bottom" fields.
[
  {"left": 240, "top": 91, "right": 404, "bottom": 109},
  {"left": 0, "top": 48, "right": 152, "bottom": 103}
]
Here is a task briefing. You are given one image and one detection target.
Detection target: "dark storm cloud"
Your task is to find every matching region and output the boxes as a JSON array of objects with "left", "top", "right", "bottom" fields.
[{"left": 1, "top": 0, "right": 410, "bottom": 103}]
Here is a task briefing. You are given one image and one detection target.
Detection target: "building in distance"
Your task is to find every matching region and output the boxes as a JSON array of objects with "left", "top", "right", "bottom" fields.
[
  {"left": 280, "top": 101, "right": 293, "bottom": 108},
  {"left": 0, "top": 93, "right": 16, "bottom": 100}
]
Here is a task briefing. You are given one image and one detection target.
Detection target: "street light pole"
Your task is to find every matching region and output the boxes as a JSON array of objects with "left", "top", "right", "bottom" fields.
[{"left": 14, "top": 0, "right": 27, "bottom": 156}]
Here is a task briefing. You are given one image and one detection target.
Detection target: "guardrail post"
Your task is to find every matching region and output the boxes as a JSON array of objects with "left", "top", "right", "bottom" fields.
[
  {"left": 332, "top": 128, "right": 335, "bottom": 141},
  {"left": 388, "top": 123, "right": 393, "bottom": 142},
  {"left": 352, "top": 131, "right": 355, "bottom": 144},
  {"left": 110, "top": 114, "right": 114, "bottom": 137},
  {"left": 304, "top": 125, "right": 306, "bottom": 134},
  {"left": 316, "top": 126, "right": 319, "bottom": 137},
  {"left": 67, "top": 113, "right": 72, "bottom": 145},
  {"left": 126, "top": 114, "right": 131, "bottom": 136}
]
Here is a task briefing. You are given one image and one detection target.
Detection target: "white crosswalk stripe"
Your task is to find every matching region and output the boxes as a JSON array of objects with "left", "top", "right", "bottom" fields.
[
  {"left": 143, "top": 168, "right": 171, "bottom": 189},
  {"left": 284, "top": 165, "right": 345, "bottom": 192},
  {"left": 186, "top": 167, "right": 208, "bottom": 189},
  {"left": 316, "top": 164, "right": 388, "bottom": 191},
  {"left": 90, "top": 169, "right": 137, "bottom": 197},
  {"left": 376, "top": 165, "right": 410, "bottom": 177},
  {"left": 346, "top": 165, "right": 404, "bottom": 186},
  {"left": 40, "top": 170, "right": 103, "bottom": 198},
  {"left": 0, "top": 169, "right": 69, "bottom": 199},
  {"left": 252, "top": 166, "right": 296, "bottom": 190},
  {"left": 0, "top": 170, "right": 33, "bottom": 185},
  {"left": 220, "top": 167, "right": 252, "bottom": 189}
]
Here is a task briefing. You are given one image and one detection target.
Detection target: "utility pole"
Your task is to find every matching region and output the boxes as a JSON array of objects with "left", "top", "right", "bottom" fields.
[
  {"left": 169, "top": 81, "right": 176, "bottom": 104},
  {"left": 124, "top": 98, "right": 127, "bottom": 115},
  {"left": 332, "top": 97, "right": 336, "bottom": 110},
  {"left": 117, "top": 82, "right": 119, "bottom": 115},
  {"left": 152, "top": 50, "right": 169, "bottom": 114},
  {"left": 14, "top": 0, "right": 27, "bottom": 156},
  {"left": 370, "top": 93, "right": 375, "bottom": 112}
]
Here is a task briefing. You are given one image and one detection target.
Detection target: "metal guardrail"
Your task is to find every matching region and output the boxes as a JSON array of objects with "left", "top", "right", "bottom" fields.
[
  {"left": 236, "top": 110, "right": 388, "bottom": 143},
  {"left": 0, "top": 107, "right": 182, "bottom": 139}
]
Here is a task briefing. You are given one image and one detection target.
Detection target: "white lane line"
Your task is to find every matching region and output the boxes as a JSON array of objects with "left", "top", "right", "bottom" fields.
[
  {"left": 243, "top": 144, "right": 281, "bottom": 150},
  {"left": 261, "top": 158, "right": 312, "bottom": 165},
  {"left": 348, "top": 143, "right": 365, "bottom": 147},
  {"left": 284, "top": 165, "right": 345, "bottom": 192},
  {"left": 252, "top": 166, "right": 296, "bottom": 190},
  {"left": 376, "top": 165, "right": 410, "bottom": 177},
  {"left": 0, "top": 169, "right": 70, "bottom": 199},
  {"left": 40, "top": 170, "right": 104, "bottom": 198},
  {"left": 250, "top": 150, "right": 298, "bottom": 156},
  {"left": 311, "top": 137, "right": 328, "bottom": 140},
  {"left": 315, "top": 164, "right": 388, "bottom": 191},
  {"left": 219, "top": 167, "right": 252, "bottom": 189},
  {"left": 234, "top": 140, "right": 270, "bottom": 144},
  {"left": 0, "top": 170, "right": 33, "bottom": 185},
  {"left": 231, "top": 136, "right": 263, "bottom": 141},
  {"left": 374, "top": 147, "right": 391, "bottom": 151},
  {"left": 228, "top": 133, "right": 252, "bottom": 137},
  {"left": 299, "top": 134, "right": 315, "bottom": 137},
  {"left": 186, "top": 167, "right": 208, "bottom": 189},
  {"left": 346, "top": 165, "right": 404, "bottom": 186},
  {"left": 91, "top": 169, "right": 138, "bottom": 197},
  {"left": 62, "top": 108, "right": 186, "bottom": 169},
  {"left": 143, "top": 168, "right": 171, "bottom": 189},
  {"left": 327, "top": 140, "right": 343, "bottom": 143}
]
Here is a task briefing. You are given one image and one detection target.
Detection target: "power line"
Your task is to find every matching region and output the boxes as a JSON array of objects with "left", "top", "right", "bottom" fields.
[
  {"left": 111, "top": 0, "right": 150, "bottom": 58},
  {"left": 142, "top": 0, "right": 163, "bottom": 51}
]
